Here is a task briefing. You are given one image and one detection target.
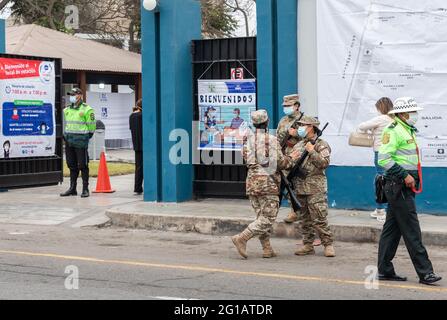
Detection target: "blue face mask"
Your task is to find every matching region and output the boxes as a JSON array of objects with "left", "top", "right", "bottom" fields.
[
  {"left": 298, "top": 126, "right": 308, "bottom": 138},
  {"left": 69, "top": 96, "right": 77, "bottom": 104},
  {"left": 283, "top": 107, "right": 294, "bottom": 116}
]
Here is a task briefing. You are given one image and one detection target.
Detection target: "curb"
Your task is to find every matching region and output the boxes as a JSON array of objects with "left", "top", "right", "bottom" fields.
[{"left": 105, "top": 210, "right": 447, "bottom": 246}]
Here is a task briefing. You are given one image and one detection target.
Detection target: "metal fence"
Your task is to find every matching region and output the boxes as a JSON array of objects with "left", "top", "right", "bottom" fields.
[
  {"left": 0, "top": 54, "right": 63, "bottom": 189},
  {"left": 192, "top": 37, "right": 257, "bottom": 198}
]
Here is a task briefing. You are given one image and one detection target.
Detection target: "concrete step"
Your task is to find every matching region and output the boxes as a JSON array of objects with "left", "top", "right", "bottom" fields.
[{"left": 105, "top": 200, "right": 447, "bottom": 246}]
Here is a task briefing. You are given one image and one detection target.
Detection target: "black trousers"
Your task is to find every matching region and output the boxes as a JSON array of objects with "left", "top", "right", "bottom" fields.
[
  {"left": 134, "top": 151, "right": 143, "bottom": 193},
  {"left": 65, "top": 144, "right": 89, "bottom": 189},
  {"left": 378, "top": 181, "right": 433, "bottom": 279}
]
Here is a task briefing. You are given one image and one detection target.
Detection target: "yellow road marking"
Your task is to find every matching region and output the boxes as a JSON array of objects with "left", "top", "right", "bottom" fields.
[{"left": 0, "top": 249, "right": 445, "bottom": 293}]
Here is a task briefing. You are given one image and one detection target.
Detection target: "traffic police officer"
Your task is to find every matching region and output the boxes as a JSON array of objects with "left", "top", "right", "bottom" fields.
[
  {"left": 60, "top": 88, "right": 96, "bottom": 198},
  {"left": 378, "top": 97, "right": 442, "bottom": 285},
  {"left": 276, "top": 94, "right": 303, "bottom": 223},
  {"left": 232, "top": 110, "right": 299, "bottom": 259}
]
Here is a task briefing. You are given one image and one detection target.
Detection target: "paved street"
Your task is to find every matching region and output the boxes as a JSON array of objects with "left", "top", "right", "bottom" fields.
[
  {"left": 0, "top": 175, "right": 446, "bottom": 300},
  {"left": 0, "top": 223, "right": 445, "bottom": 300}
]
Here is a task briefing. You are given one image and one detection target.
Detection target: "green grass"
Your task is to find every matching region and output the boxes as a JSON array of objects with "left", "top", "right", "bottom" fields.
[{"left": 63, "top": 161, "right": 135, "bottom": 178}]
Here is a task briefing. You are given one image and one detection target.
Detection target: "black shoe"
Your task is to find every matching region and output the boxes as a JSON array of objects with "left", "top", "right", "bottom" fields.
[
  {"left": 81, "top": 189, "right": 90, "bottom": 198},
  {"left": 60, "top": 188, "right": 77, "bottom": 197},
  {"left": 378, "top": 273, "right": 407, "bottom": 282},
  {"left": 419, "top": 273, "right": 442, "bottom": 285}
]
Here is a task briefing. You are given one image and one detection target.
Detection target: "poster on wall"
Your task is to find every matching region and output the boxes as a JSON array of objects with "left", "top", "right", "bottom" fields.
[
  {"left": 86, "top": 92, "right": 134, "bottom": 145},
  {"left": 0, "top": 57, "right": 56, "bottom": 159},
  {"left": 317, "top": 0, "right": 447, "bottom": 167},
  {"left": 198, "top": 79, "right": 256, "bottom": 151}
]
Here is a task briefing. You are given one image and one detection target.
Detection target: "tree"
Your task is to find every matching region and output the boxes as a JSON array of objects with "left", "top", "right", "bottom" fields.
[
  {"left": 201, "top": 0, "right": 238, "bottom": 38},
  {"left": 225, "top": 0, "right": 256, "bottom": 37}
]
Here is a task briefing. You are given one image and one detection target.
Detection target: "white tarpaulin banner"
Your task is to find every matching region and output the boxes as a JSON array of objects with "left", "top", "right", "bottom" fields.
[
  {"left": 86, "top": 92, "right": 134, "bottom": 142},
  {"left": 317, "top": 0, "right": 447, "bottom": 167},
  {"left": 0, "top": 57, "right": 56, "bottom": 159}
]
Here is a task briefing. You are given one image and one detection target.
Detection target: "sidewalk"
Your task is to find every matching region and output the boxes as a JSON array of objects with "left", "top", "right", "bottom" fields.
[{"left": 106, "top": 199, "right": 447, "bottom": 246}]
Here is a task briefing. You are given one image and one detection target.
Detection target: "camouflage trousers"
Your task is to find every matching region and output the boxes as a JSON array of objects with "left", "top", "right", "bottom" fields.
[
  {"left": 247, "top": 195, "right": 280, "bottom": 239},
  {"left": 297, "top": 193, "right": 334, "bottom": 246}
]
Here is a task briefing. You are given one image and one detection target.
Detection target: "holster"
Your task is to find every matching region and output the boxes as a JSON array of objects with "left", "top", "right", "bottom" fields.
[{"left": 384, "top": 177, "right": 404, "bottom": 201}]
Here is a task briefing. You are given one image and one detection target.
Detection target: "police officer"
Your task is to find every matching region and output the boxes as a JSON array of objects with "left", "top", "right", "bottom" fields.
[
  {"left": 60, "top": 88, "right": 96, "bottom": 198},
  {"left": 291, "top": 116, "right": 335, "bottom": 257},
  {"left": 277, "top": 94, "right": 303, "bottom": 223},
  {"left": 232, "top": 110, "right": 299, "bottom": 259},
  {"left": 378, "top": 97, "right": 442, "bottom": 285}
]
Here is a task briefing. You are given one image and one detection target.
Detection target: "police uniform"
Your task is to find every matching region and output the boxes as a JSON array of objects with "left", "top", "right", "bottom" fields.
[
  {"left": 377, "top": 97, "right": 441, "bottom": 285},
  {"left": 291, "top": 116, "right": 335, "bottom": 257},
  {"left": 277, "top": 94, "right": 304, "bottom": 223},
  {"left": 232, "top": 110, "right": 294, "bottom": 259},
  {"left": 61, "top": 88, "right": 96, "bottom": 198}
]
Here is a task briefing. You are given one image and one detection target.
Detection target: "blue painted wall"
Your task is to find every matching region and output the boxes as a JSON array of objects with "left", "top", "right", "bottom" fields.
[
  {"left": 0, "top": 19, "right": 5, "bottom": 54},
  {"left": 141, "top": 0, "right": 201, "bottom": 202},
  {"left": 327, "top": 166, "right": 447, "bottom": 215}
]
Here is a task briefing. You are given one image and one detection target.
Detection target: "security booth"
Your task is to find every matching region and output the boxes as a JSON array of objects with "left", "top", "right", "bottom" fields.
[
  {"left": 192, "top": 37, "right": 257, "bottom": 199},
  {"left": 0, "top": 53, "right": 63, "bottom": 189}
]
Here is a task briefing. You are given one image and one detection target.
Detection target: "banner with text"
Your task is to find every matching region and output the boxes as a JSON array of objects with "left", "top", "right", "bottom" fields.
[
  {"left": 0, "top": 57, "right": 56, "bottom": 159},
  {"left": 317, "top": 0, "right": 447, "bottom": 167},
  {"left": 198, "top": 79, "right": 256, "bottom": 151}
]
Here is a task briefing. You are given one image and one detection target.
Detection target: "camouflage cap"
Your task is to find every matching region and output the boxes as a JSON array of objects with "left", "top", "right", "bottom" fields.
[
  {"left": 251, "top": 109, "right": 269, "bottom": 125},
  {"left": 298, "top": 116, "right": 320, "bottom": 127},
  {"left": 282, "top": 94, "right": 300, "bottom": 106},
  {"left": 68, "top": 87, "right": 83, "bottom": 96}
]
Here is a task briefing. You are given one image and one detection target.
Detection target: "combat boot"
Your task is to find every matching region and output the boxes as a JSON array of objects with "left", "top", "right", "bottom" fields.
[
  {"left": 81, "top": 186, "right": 90, "bottom": 198},
  {"left": 324, "top": 245, "right": 336, "bottom": 257},
  {"left": 284, "top": 210, "right": 298, "bottom": 223},
  {"left": 60, "top": 181, "right": 77, "bottom": 197},
  {"left": 231, "top": 229, "right": 254, "bottom": 259},
  {"left": 260, "top": 238, "right": 277, "bottom": 258},
  {"left": 295, "top": 243, "right": 315, "bottom": 256}
]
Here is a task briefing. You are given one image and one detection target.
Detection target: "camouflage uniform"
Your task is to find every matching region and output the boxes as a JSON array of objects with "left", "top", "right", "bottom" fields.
[
  {"left": 277, "top": 94, "right": 303, "bottom": 222},
  {"left": 244, "top": 131, "right": 293, "bottom": 238},
  {"left": 232, "top": 110, "right": 294, "bottom": 259},
  {"left": 277, "top": 94, "right": 303, "bottom": 156},
  {"left": 291, "top": 118, "right": 334, "bottom": 248}
]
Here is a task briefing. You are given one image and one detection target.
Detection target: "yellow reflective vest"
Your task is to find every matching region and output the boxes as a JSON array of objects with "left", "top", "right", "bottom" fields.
[{"left": 63, "top": 103, "right": 96, "bottom": 148}]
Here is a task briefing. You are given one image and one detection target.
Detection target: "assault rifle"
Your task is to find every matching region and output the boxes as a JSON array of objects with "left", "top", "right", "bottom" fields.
[
  {"left": 279, "top": 112, "right": 305, "bottom": 149},
  {"left": 279, "top": 122, "right": 329, "bottom": 211}
]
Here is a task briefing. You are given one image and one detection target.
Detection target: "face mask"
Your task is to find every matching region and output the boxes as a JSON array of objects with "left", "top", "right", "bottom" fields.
[
  {"left": 69, "top": 96, "right": 77, "bottom": 104},
  {"left": 298, "top": 126, "right": 308, "bottom": 138},
  {"left": 406, "top": 112, "right": 419, "bottom": 126},
  {"left": 4, "top": 145, "right": 9, "bottom": 152},
  {"left": 13, "top": 110, "right": 18, "bottom": 116},
  {"left": 284, "top": 107, "right": 294, "bottom": 116}
]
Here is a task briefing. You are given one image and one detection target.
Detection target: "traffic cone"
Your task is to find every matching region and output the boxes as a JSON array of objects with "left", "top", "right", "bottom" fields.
[{"left": 93, "top": 151, "right": 115, "bottom": 193}]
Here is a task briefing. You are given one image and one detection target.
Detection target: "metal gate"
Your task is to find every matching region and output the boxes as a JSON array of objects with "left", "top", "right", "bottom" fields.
[
  {"left": 0, "top": 54, "right": 63, "bottom": 189},
  {"left": 192, "top": 37, "right": 256, "bottom": 198}
]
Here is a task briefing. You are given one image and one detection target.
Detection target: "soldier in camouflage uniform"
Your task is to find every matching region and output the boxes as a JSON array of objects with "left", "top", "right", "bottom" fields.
[
  {"left": 232, "top": 110, "right": 299, "bottom": 259},
  {"left": 291, "top": 116, "right": 335, "bottom": 257},
  {"left": 276, "top": 94, "right": 304, "bottom": 224}
]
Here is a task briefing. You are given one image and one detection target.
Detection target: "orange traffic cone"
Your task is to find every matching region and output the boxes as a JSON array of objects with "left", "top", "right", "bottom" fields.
[{"left": 93, "top": 151, "right": 115, "bottom": 193}]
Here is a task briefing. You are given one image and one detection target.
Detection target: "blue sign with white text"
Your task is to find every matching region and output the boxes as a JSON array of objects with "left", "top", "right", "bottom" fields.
[{"left": 2, "top": 102, "right": 54, "bottom": 136}]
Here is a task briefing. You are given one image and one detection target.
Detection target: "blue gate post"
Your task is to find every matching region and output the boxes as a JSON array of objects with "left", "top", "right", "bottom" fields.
[
  {"left": 0, "top": 19, "right": 5, "bottom": 53},
  {"left": 256, "top": 0, "right": 298, "bottom": 128},
  {"left": 141, "top": 0, "right": 201, "bottom": 202}
]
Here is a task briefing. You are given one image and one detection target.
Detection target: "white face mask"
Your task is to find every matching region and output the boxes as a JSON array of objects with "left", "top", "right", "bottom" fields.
[
  {"left": 69, "top": 96, "right": 77, "bottom": 104},
  {"left": 406, "top": 112, "right": 419, "bottom": 126}
]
